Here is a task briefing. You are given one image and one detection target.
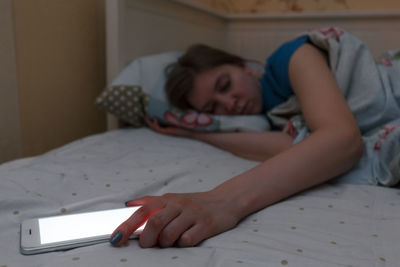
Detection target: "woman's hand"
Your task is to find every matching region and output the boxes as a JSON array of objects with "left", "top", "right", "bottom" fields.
[
  {"left": 109, "top": 191, "right": 240, "bottom": 248},
  {"left": 145, "top": 117, "right": 195, "bottom": 138}
]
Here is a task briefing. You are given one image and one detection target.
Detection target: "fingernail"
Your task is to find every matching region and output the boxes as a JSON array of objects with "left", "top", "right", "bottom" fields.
[{"left": 110, "top": 232, "right": 123, "bottom": 245}]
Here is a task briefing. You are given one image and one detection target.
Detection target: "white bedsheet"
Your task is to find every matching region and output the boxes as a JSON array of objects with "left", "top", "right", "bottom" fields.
[{"left": 1, "top": 128, "right": 400, "bottom": 267}]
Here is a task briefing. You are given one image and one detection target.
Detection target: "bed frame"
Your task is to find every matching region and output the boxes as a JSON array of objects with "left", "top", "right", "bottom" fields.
[{"left": 105, "top": 0, "right": 400, "bottom": 129}]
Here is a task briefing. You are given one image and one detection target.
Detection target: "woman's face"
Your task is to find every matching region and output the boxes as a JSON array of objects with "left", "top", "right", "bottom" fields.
[{"left": 186, "top": 64, "right": 263, "bottom": 115}]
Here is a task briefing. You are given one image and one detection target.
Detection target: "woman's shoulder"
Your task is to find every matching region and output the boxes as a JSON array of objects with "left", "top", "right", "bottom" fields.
[
  {"left": 267, "top": 36, "right": 310, "bottom": 66},
  {"left": 260, "top": 36, "right": 310, "bottom": 113}
]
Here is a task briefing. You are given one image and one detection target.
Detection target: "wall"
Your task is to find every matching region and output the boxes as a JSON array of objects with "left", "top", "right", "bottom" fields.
[
  {"left": 0, "top": 0, "right": 106, "bottom": 164},
  {"left": 192, "top": 0, "right": 400, "bottom": 13},
  {"left": 0, "top": 0, "right": 22, "bottom": 164}
]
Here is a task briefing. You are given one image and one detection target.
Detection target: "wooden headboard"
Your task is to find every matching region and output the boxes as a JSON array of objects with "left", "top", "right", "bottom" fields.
[{"left": 106, "top": 0, "right": 400, "bottom": 129}]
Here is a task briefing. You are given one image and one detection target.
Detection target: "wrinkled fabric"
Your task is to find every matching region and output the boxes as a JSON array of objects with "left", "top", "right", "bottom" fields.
[
  {"left": 267, "top": 28, "right": 400, "bottom": 186},
  {"left": 2, "top": 129, "right": 400, "bottom": 266}
]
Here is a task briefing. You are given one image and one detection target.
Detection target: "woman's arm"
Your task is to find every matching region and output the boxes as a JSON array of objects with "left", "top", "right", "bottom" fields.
[
  {"left": 209, "top": 43, "right": 363, "bottom": 224},
  {"left": 145, "top": 117, "right": 293, "bottom": 161},
  {"left": 110, "top": 44, "right": 363, "bottom": 248},
  {"left": 193, "top": 131, "right": 293, "bottom": 161}
]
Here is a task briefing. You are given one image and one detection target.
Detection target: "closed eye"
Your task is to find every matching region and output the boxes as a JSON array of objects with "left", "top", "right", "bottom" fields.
[
  {"left": 201, "top": 73, "right": 230, "bottom": 114},
  {"left": 218, "top": 75, "right": 231, "bottom": 93}
]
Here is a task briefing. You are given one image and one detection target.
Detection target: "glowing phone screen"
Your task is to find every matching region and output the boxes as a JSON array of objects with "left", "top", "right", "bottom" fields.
[{"left": 38, "top": 207, "right": 144, "bottom": 244}]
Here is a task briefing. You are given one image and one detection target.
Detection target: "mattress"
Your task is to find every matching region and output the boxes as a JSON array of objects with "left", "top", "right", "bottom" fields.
[{"left": 1, "top": 128, "right": 400, "bottom": 266}]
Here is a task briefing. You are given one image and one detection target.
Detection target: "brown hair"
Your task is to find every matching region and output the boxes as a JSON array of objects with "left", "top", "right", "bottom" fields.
[{"left": 165, "top": 44, "right": 245, "bottom": 110}]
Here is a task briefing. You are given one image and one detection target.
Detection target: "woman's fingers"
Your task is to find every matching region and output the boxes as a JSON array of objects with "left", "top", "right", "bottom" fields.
[
  {"left": 156, "top": 213, "right": 194, "bottom": 248},
  {"left": 139, "top": 206, "right": 182, "bottom": 248},
  {"left": 110, "top": 198, "right": 165, "bottom": 246},
  {"left": 145, "top": 116, "right": 194, "bottom": 137},
  {"left": 112, "top": 192, "right": 239, "bottom": 248},
  {"left": 177, "top": 219, "right": 223, "bottom": 247},
  {"left": 175, "top": 210, "right": 228, "bottom": 247},
  {"left": 125, "top": 196, "right": 155, "bottom": 206},
  {"left": 145, "top": 117, "right": 163, "bottom": 132},
  {"left": 145, "top": 117, "right": 166, "bottom": 133},
  {"left": 177, "top": 224, "right": 206, "bottom": 247}
]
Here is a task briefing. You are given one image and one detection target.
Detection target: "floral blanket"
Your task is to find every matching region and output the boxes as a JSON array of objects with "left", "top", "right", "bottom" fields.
[{"left": 271, "top": 27, "right": 400, "bottom": 186}]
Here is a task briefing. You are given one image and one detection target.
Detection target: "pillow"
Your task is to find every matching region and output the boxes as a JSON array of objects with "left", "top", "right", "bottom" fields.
[
  {"left": 96, "top": 51, "right": 271, "bottom": 132},
  {"left": 96, "top": 85, "right": 148, "bottom": 127}
]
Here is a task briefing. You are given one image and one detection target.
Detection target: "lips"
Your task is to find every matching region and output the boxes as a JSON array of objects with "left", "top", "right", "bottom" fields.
[
  {"left": 235, "top": 102, "right": 245, "bottom": 115},
  {"left": 240, "top": 101, "right": 249, "bottom": 115}
]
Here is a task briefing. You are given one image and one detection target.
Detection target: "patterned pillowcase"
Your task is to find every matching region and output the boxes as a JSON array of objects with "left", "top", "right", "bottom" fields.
[
  {"left": 96, "top": 85, "right": 149, "bottom": 127},
  {"left": 96, "top": 51, "right": 271, "bottom": 132}
]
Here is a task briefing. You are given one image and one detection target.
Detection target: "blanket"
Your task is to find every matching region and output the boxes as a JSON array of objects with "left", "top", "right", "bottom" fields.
[
  {"left": 2, "top": 129, "right": 400, "bottom": 266},
  {"left": 268, "top": 27, "right": 400, "bottom": 186}
]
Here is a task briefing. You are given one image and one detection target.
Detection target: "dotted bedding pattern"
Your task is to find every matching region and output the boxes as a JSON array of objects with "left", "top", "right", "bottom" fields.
[
  {"left": 96, "top": 85, "right": 149, "bottom": 127},
  {"left": 1, "top": 128, "right": 399, "bottom": 267}
]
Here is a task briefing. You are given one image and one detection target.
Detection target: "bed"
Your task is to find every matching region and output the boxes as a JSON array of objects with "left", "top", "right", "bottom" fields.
[{"left": 2, "top": 0, "right": 400, "bottom": 266}]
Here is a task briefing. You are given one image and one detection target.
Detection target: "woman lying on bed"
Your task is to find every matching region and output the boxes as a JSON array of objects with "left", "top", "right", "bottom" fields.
[{"left": 110, "top": 39, "right": 365, "bottom": 248}]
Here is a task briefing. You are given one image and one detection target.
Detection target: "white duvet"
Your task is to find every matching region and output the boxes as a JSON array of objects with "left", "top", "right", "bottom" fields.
[{"left": 1, "top": 128, "right": 400, "bottom": 267}]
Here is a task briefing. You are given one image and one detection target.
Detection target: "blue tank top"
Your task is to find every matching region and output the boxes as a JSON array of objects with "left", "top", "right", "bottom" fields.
[{"left": 260, "top": 36, "right": 309, "bottom": 113}]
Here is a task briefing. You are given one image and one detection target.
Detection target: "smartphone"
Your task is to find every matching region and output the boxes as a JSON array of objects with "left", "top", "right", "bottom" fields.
[{"left": 20, "top": 206, "right": 145, "bottom": 255}]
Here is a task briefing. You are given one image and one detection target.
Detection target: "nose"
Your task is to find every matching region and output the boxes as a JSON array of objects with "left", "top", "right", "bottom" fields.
[{"left": 216, "top": 94, "right": 237, "bottom": 114}]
